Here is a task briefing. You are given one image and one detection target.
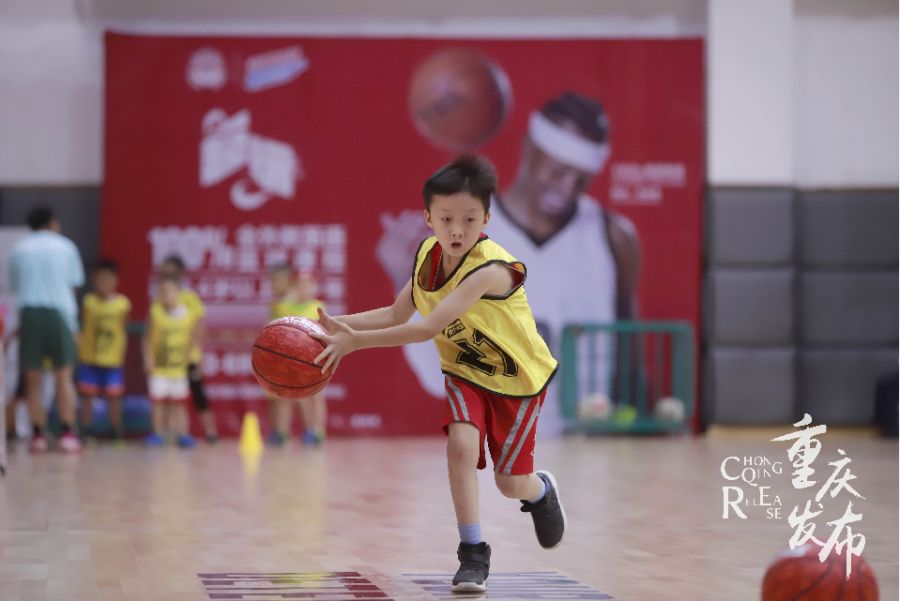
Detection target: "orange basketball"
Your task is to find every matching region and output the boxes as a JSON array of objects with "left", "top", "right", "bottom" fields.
[
  {"left": 762, "top": 543, "right": 878, "bottom": 601},
  {"left": 251, "top": 316, "right": 332, "bottom": 398},
  {"left": 408, "top": 47, "right": 512, "bottom": 151}
]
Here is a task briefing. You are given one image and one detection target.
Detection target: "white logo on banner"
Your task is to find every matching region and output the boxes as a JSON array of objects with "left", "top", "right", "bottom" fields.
[
  {"left": 186, "top": 47, "right": 227, "bottom": 91},
  {"left": 244, "top": 46, "right": 310, "bottom": 92},
  {"left": 199, "top": 108, "right": 303, "bottom": 211}
]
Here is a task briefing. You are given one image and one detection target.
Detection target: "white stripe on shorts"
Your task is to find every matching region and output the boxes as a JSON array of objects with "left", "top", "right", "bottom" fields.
[
  {"left": 446, "top": 378, "right": 470, "bottom": 422},
  {"left": 501, "top": 399, "right": 541, "bottom": 474},
  {"left": 495, "top": 396, "right": 534, "bottom": 473}
]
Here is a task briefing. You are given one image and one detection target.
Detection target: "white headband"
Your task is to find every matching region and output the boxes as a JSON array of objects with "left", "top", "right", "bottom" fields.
[{"left": 527, "top": 111, "right": 610, "bottom": 173}]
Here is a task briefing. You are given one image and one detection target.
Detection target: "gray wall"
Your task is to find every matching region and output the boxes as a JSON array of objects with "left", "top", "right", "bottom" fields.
[
  {"left": 704, "top": 189, "right": 898, "bottom": 426},
  {"left": 0, "top": 187, "right": 101, "bottom": 272}
]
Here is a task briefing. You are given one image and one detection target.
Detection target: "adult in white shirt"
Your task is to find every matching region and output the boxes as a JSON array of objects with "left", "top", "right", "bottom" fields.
[{"left": 8, "top": 207, "right": 84, "bottom": 453}]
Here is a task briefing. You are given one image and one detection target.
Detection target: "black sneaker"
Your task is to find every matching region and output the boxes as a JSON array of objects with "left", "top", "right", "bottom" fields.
[
  {"left": 520, "top": 470, "right": 567, "bottom": 549},
  {"left": 452, "top": 542, "right": 490, "bottom": 593}
]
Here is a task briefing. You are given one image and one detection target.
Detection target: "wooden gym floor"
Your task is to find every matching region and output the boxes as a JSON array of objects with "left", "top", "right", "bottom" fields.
[{"left": 0, "top": 433, "right": 896, "bottom": 600}]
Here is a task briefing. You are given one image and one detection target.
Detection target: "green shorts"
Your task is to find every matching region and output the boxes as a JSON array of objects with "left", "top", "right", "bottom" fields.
[{"left": 18, "top": 307, "right": 77, "bottom": 370}]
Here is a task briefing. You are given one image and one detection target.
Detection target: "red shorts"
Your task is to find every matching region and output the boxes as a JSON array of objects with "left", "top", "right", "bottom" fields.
[{"left": 442, "top": 376, "right": 546, "bottom": 476}]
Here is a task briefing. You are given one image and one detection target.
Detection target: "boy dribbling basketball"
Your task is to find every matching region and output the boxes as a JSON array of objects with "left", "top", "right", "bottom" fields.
[{"left": 312, "top": 155, "right": 565, "bottom": 593}]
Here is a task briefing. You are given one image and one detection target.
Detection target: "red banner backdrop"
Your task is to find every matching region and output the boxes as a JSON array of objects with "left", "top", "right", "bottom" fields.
[{"left": 103, "top": 33, "right": 704, "bottom": 437}]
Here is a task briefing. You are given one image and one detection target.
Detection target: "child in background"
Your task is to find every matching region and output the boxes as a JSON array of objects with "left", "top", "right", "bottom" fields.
[
  {"left": 4, "top": 326, "right": 25, "bottom": 442},
  {"left": 77, "top": 259, "right": 131, "bottom": 439},
  {"left": 4, "top": 372, "right": 25, "bottom": 443},
  {"left": 143, "top": 275, "right": 197, "bottom": 448},
  {"left": 268, "top": 264, "right": 327, "bottom": 446},
  {"left": 3, "top": 330, "right": 33, "bottom": 443},
  {"left": 159, "top": 255, "right": 218, "bottom": 443}
]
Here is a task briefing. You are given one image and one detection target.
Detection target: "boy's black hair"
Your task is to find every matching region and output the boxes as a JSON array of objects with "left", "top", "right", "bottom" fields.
[
  {"left": 422, "top": 154, "right": 497, "bottom": 212},
  {"left": 26, "top": 207, "right": 55, "bottom": 231},
  {"left": 95, "top": 258, "right": 118, "bottom": 274},
  {"left": 162, "top": 255, "right": 186, "bottom": 272}
]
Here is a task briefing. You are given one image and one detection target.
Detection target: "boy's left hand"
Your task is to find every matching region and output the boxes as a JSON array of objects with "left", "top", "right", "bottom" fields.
[{"left": 311, "top": 308, "right": 356, "bottom": 374}]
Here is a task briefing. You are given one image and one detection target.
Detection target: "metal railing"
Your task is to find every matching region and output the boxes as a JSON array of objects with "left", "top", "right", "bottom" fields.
[{"left": 559, "top": 321, "right": 695, "bottom": 434}]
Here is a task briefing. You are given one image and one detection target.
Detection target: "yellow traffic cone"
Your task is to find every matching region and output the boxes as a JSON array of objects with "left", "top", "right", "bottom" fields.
[{"left": 239, "top": 411, "right": 264, "bottom": 458}]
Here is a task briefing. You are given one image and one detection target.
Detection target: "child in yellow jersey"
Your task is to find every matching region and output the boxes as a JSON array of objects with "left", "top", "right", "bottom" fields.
[
  {"left": 267, "top": 264, "right": 327, "bottom": 446},
  {"left": 76, "top": 259, "right": 131, "bottom": 439},
  {"left": 159, "top": 255, "right": 218, "bottom": 443},
  {"left": 311, "top": 155, "right": 565, "bottom": 593},
  {"left": 143, "top": 275, "right": 198, "bottom": 448}
]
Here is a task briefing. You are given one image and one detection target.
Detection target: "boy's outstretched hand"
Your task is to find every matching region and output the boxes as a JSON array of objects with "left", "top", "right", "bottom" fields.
[{"left": 310, "top": 307, "right": 356, "bottom": 374}]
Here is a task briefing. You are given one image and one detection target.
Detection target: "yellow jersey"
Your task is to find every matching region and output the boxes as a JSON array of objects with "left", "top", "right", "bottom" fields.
[
  {"left": 148, "top": 302, "right": 198, "bottom": 378},
  {"left": 150, "top": 288, "right": 205, "bottom": 364},
  {"left": 411, "top": 235, "right": 557, "bottom": 398},
  {"left": 270, "top": 298, "right": 324, "bottom": 321},
  {"left": 78, "top": 293, "right": 132, "bottom": 367}
]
